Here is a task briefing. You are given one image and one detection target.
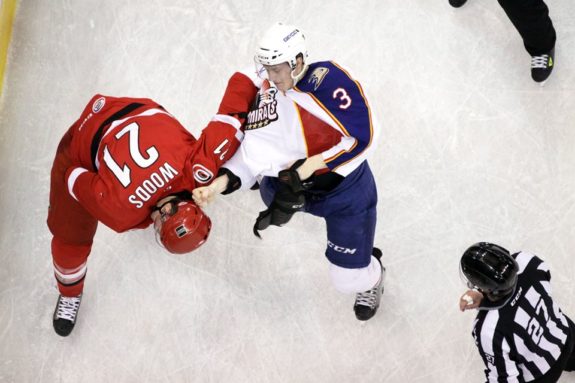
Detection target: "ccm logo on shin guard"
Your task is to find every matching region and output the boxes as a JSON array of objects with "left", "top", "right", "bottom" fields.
[{"left": 327, "top": 241, "right": 357, "bottom": 254}]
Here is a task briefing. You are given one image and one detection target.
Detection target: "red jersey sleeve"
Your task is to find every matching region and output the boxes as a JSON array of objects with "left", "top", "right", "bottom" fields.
[
  {"left": 217, "top": 72, "right": 259, "bottom": 125},
  {"left": 183, "top": 72, "right": 257, "bottom": 186},
  {"left": 186, "top": 120, "right": 242, "bottom": 186}
]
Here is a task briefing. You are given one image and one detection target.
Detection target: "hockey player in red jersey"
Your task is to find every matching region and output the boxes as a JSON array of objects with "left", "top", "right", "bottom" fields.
[
  {"left": 193, "top": 23, "right": 385, "bottom": 321},
  {"left": 48, "top": 94, "right": 243, "bottom": 336}
]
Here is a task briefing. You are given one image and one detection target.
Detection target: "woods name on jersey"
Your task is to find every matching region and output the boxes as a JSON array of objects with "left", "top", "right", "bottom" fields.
[
  {"left": 245, "top": 80, "right": 278, "bottom": 131},
  {"left": 127, "top": 161, "right": 179, "bottom": 208}
]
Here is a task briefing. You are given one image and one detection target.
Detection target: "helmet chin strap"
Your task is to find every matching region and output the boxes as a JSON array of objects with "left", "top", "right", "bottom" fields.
[{"left": 290, "top": 63, "right": 308, "bottom": 87}]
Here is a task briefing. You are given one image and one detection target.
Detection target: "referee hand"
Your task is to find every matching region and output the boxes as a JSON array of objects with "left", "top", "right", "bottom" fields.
[{"left": 459, "top": 290, "right": 484, "bottom": 311}]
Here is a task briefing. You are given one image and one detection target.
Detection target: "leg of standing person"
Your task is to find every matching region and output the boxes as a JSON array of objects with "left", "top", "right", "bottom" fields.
[
  {"left": 259, "top": 162, "right": 385, "bottom": 320},
  {"left": 497, "top": 0, "right": 556, "bottom": 82},
  {"left": 306, "top": 163, "right": 384, "bottom": 321},
  {"left": 47, "top": 124, "right": 98, "bottom": 336}
]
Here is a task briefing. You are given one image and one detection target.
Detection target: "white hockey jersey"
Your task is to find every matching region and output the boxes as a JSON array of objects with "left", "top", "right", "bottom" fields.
[{"left": 223, "top": 61, "right": 380, "bottom": 189}]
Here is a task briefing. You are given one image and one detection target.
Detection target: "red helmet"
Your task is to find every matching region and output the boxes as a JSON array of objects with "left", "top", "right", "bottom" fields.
[{"left": 154, "top": 199, "right": 211, "bottom": 254}]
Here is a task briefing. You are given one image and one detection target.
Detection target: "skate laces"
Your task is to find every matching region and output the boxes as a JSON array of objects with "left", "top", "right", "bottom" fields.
[
  {"left": 531, "top": 54, "right": 549, "bottom": 69},
  {"left": 55, "top": 295, "right": 81, "bottom": 321},
  {"left": 355, "top": 261, "right": 385, "bottom": 308},
  {"left": 355, "top": 287, "right": 379, "bottom": 308}
]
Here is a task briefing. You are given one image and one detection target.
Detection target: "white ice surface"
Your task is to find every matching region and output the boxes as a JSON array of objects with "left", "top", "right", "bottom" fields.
[{"left": 1, "top": 1, "right": 574, "bottom": 382}]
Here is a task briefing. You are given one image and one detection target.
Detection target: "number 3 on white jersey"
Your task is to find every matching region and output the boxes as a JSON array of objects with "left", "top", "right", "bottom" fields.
[
  {"left": 333, "top": 88, "right": 352, "bottom": 110},
  {"left": 103, "top": 122, "right": 159, "bottom": 187}
]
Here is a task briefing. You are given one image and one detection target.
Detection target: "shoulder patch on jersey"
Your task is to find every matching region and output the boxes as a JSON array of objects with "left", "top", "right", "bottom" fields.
[
  {"left": 192, "top": 164, "right": 214, "bottom": 184},
  {"left": 308, "top": 67, "right": 329, "bottom": 91},
  {"left": 92, "top": 97, "right": 106, "bottom": 113}
]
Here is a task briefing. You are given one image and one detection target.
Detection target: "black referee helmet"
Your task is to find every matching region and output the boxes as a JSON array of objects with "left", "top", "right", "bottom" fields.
[{"left": 460, "top": 242, "right": 519, "bottom": 298}]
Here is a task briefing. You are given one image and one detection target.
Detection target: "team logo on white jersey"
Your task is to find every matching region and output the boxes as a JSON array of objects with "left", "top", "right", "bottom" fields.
[
  {"left": 245, "top": 80, "right": 278, "bottom": 131},
  {"left": 92, "top": 97, "right": 106, "bottom": 113},
  {"left": 308, "top": 67, "right": 329, "bottom": 90}
]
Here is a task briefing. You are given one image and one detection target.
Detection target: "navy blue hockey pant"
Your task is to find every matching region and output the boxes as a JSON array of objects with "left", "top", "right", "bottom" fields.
[{"left": 259, "top": 161, "right": 378, "bottom": 269}]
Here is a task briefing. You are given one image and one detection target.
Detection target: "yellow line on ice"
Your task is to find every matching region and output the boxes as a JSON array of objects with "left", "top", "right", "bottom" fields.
[{"left": 0, "top": 0, "right": 17, "bottom": 97}]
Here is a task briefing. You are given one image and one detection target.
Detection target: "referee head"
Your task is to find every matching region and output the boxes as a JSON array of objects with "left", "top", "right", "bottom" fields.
[{"left": 459, "top": 242, "right": 575, "bottom": 383}]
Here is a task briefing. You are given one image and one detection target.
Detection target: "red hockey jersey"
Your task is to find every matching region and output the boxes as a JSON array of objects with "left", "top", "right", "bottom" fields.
[{"left": 65, "top": 94, "right": 243, "bottom": 232}]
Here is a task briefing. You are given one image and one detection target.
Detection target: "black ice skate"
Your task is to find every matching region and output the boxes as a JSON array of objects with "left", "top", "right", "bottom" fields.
[
  {"left": 449, "top": 0, "right": 468, "bottom": 8},
  {"left": 354, "top": 248, "right": 386, "bottom": 321},
  {"left": 53, "top": 293, "right": 82, "bottom": 336},
  {"left": 531, "top": 48, "right": 554, "bottom": 83}
]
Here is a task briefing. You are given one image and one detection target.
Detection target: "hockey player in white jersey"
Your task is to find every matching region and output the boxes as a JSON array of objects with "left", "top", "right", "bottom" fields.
[{"left": 193, "top": 23, "right": 385, "bottom": 321}]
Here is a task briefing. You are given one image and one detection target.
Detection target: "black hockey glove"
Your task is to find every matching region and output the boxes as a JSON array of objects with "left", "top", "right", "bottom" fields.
[
  {"left": 253, "top": 183, "right": 305, "bottom": 239},
  {"left": 217, "top": 167, "right": 242, "bottom": 195},
  {"left": 277, "top": 159, "right": 314, "bottom": 193}
]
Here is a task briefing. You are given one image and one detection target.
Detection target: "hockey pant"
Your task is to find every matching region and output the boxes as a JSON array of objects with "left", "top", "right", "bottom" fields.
[{"left": 47, "top": 124, "right": 98, "bottom": 297}]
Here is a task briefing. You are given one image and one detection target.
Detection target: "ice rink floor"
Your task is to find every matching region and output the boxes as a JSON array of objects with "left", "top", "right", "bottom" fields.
[{"left": 1, "top": 1, "right": 575, "bottom": 382}]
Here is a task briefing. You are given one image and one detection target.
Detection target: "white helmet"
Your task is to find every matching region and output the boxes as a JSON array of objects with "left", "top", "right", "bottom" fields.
[{"left": 255, "top": 23, "right": 308, "bottom": 70}]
